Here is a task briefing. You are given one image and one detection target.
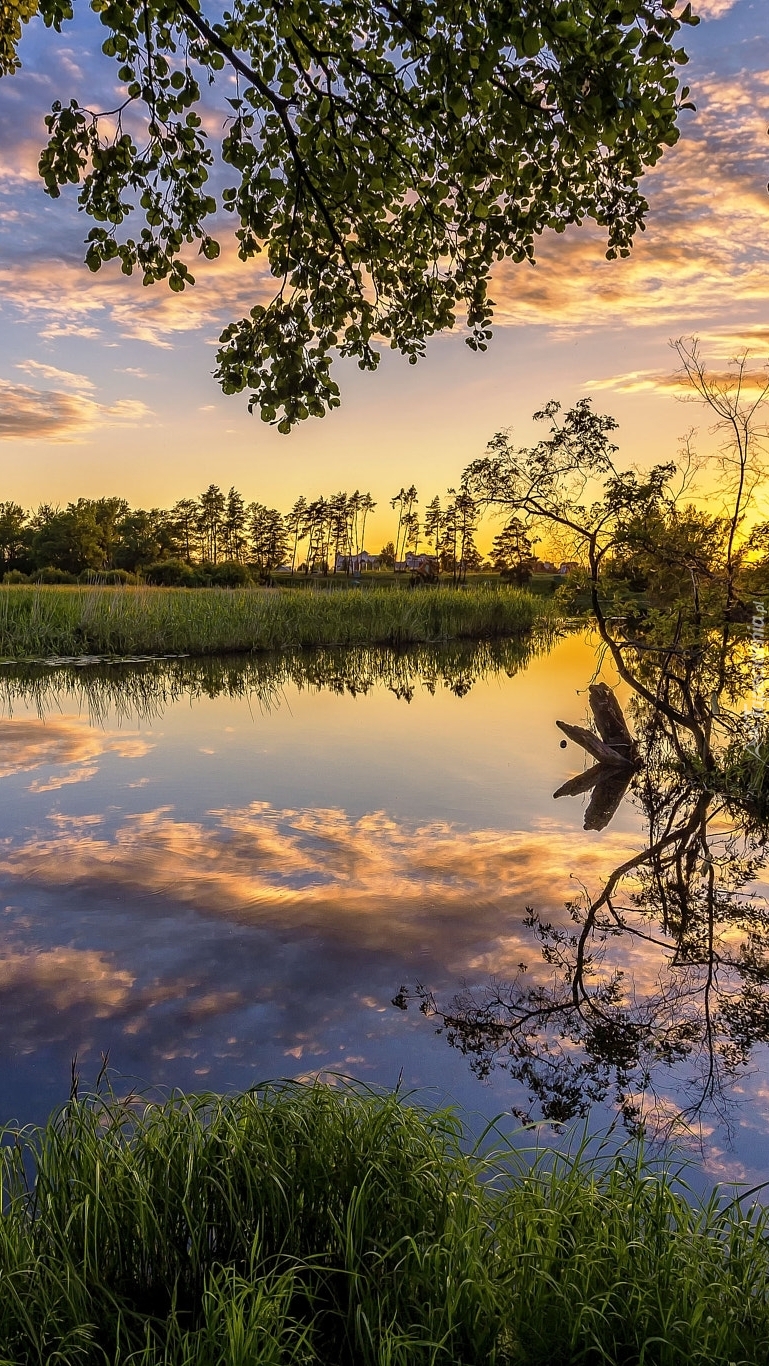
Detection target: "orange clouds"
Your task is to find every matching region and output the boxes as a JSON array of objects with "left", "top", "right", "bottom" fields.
[
  {"left": 0, "top": 800, "right": 637, "bottom": 968},
  {"left": 586, "top": 363, "right": 769, "bottom": 396},
  {"left": 694, "top": 1, "right": 739, "bottom": 16},
  {"left": 3, "top": 57, "right": 767, "bottom": 369},
  {"left": 16, "top": 359, "right": 95, "bottom": 392},
  {"left": 490, "top": 67, "right": 769, "bottom": 346},
  {"left": 0, "top": 0, "right": 762, "bottom": 506},
  {"left": 0, "top": 242, "right": 271, "bottom": 350},
  {"left": 0, "top": 716, "right": 153, "bottom": 783},
  {"left": 0, "top": 376, "right": 152, "bottom": 441},
  {"left": 0, "top": 947, "right": 134, "bottom": 1019}
]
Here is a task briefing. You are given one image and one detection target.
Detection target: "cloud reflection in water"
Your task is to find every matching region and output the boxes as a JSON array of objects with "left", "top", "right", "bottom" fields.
[{"left": 0, "top": 790, "right": 637, "bottom": 1119}]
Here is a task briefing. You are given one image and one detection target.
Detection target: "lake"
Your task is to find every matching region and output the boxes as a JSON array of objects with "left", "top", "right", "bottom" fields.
[{"left": 2, "top": 629, "right": 769, "bottom": 1190}]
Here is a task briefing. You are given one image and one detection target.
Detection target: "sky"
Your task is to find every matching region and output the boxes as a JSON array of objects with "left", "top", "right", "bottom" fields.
[{"left": 0, "top": 0, "right": 767, "bottom": 549}]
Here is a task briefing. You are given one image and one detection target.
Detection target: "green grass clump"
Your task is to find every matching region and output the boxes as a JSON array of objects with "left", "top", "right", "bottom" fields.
[
  {"left": 0, "top": 585, "right": 553, "bottom": 660},
  {"left": 714, "top": 731, "right": 769, "bottom": 824},
  {"left": 1, "top": 1082, "right": 769, "bottom": 1365}
]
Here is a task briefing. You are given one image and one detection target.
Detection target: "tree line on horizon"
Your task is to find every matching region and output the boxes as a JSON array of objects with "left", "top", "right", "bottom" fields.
[{"left": 0, "top": 484, "right": 537, "bottom": 585}]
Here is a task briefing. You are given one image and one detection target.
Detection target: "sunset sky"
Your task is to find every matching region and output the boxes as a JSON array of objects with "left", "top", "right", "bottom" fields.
[{"left": 0, "top": 0, "right": 767, "bottom": 548}]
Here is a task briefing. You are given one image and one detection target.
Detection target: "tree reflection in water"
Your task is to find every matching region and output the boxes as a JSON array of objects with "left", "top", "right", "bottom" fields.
[
  {"left": 0, "top": 635, "right": 547, "bottom": 724},
  {"left": 396, "top": 615, "right": 769, "bottom": 1140}
]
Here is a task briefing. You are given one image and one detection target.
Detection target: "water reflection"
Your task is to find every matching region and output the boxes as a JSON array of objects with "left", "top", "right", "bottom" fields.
[
  {"left": 1, "top": 631, "right": 585, "bottom": 1129},
  {"left": 401, "top": 619, "right": 769, "bottom": 1146},
  {"left": 4, "top": 626, "right": 769, "bottom": 1177},
  {"left": 0, "top": 636, "right": 543, "bottom": 724},
  {"left": 0, "top": 803, "right": 631, "bottom": 946},
  {"left": 0, "top": 717, "right": 153, "bottom": 788}
]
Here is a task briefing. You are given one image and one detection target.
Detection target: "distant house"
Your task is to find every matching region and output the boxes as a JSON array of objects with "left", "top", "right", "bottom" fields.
[
  {"left": 334, "top": 552, "right": 381, "bottom": 573},
  {"left": 530, "top": 558, "right": 579, "bottom": 575},
  {"left": 404, "top": 552, "right": 438, "bottom": 572}
]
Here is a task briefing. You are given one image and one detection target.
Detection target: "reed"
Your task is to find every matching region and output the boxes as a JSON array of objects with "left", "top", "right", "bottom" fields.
[
  {"left": 1, "top": 1081, "right": 768, "bottom": 1365},
  {"left": 0, "top": 585, "right": 554, "bottom": 660}
]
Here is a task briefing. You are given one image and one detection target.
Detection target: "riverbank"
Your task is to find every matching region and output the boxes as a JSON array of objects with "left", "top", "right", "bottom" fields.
[
  {"left": 2, "top": 1082, "right": 767, "bottom": 1365},
  {"left": 0, "top": 584, "right": 554, "bottom": 659}
]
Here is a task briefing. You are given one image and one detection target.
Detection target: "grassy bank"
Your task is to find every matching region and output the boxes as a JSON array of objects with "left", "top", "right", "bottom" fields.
[
  {"left": 2, "top": 1083, "right": 768, "bottom": 1365},
  {"left": 0, "top": 585, "right": 553, "bottom": 659}
]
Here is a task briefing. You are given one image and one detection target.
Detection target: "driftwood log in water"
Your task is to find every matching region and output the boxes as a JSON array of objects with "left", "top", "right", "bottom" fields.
[
  {"left": 555, "top": 720, "right": 630, "bottom": 765},
  {"left": 555, "top": 684, "right": 639, "bottom": 830},
  {"left": 587, "top": 683, "right": 637, "bottom": 759},
  {"left": 556, "top": 683, "right": 638, "bottom": 767}
]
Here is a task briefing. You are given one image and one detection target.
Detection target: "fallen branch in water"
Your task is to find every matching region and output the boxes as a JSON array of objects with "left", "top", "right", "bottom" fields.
[{"left": 555, "top": 684, "right": 639, "bottom": 829}]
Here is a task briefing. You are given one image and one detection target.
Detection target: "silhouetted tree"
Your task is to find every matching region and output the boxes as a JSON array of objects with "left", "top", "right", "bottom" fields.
[
  {"left": 0, "top": 503, "right": 30, "bottom": 574},
  {"left": 224, "top": 486, "right": 248, "bottom": 562},
  {"left": 113, "top": 508, "right": 170, "bottom": 571},
  {"left": 390, "top": 486, "right": 418, "bottom": 565},
  {"left": 171, "top": 498, "right": 200, "bottom": 563},
  {"left": 424, "top": 496, "right": 442, "bottom": 576},
  {"left": 285, "top": 497, "right": 308, "bottom": 575},
  {"left": 358, "top": 493, "right": 376, "bottom": 556},
  {"left": 491, "top": 518, "right": 537, "bottom": 584},
  {"left": 197, "top": 485, "right": 226, "bottom": 564},
  {"left": 29, "top": 502, "right": 106, "bottom": 573},
  {"left": 248, "top": 503, "right": 289, "bottom": 573},
  {"left": 440, "top": 490, "right": 479, "bottom": 584}
]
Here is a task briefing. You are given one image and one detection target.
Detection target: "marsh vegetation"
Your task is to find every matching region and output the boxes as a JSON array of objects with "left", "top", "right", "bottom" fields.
[
  {"left": 3, "top": 1081, "right": 769, "bottom": 1366},
  {"left": 0, "top": 584, "right": 551, "bottom": 661}
]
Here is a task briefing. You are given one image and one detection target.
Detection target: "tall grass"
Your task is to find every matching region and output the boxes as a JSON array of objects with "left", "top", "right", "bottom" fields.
[
  {"left": 1, "top": 1081, "right": 768, "bottom": 1365},
  {"left": 0, "top": 585, "right": 554, "bottom": 660}
]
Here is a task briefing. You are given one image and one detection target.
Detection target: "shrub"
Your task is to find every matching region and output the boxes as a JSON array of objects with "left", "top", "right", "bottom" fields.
[
  {"left": 500, "top": 565, "right": 532, "bottom": 587},
  {"left": 144, "top": 558, "right": 196, "bottom": 587},
  {"left": 2, "top": 569, "right": 28, "bottom": 583},
  {"left": 78, "top": 569, "right": 137, "bottom": 586},
  {"left": 31, "top": 566, "right": 78, "bottom": 584},
  {"left": 194, "top": 559, "right": 254, "bottom": 587}
]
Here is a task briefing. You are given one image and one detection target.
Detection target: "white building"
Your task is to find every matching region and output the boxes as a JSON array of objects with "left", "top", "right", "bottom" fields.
[
  {"left": 404, "top": 552, "right": 438, "bottom": 572},
  {"left": 334, "top": 552, "right": 381, "bottom": 572}
]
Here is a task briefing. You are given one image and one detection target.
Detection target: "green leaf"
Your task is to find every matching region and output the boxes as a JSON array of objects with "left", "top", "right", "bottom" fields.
[{"left": 521, "top": 29, "right": 541, "bottom": 58}]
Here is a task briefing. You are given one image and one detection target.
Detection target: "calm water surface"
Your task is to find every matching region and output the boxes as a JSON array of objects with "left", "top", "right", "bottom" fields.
[{"left": 2, "top": 632, "right": 768, "bottom": 1188}]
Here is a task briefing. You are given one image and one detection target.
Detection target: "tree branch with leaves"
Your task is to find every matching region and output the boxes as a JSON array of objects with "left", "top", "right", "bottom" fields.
[{"left": 3, "top": 0, "right": 698, "bottom": 429}]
